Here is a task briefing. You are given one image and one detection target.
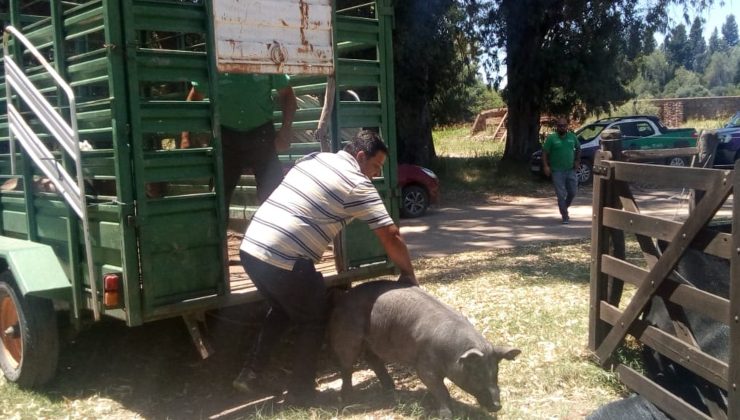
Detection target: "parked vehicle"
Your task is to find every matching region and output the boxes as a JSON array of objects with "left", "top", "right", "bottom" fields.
[
  {"left": 0, "top": 0, "right": 398, "bottom": 388},
  {"left": 715, "top": 112, "right": 740, "bottom": 167},
  {"left": 530, "top": 115, "right": 698, "bottom": 184},
  {"left": 398, "top": 164, "right": 439, "bottom": 218}
]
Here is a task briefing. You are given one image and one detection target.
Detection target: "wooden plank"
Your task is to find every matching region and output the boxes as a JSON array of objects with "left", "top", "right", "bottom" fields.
[
  {"left": 728, "top": 162, "right": 740, "bottom": 419},
  {"left": 603, "top": 208, "right": 732, "bottom": 259},
  {"left": 612, "top": 161, "right": 728, "bottom": 191},
  {"left": 596, "top": 177, "right": 733, "bottom": 365},
  {"left": 617, "top": 364, "right": 714, "bottom": 420},
  {"left": 601, "top": 255, "right": 730, "bottom": 324},
  {"left": 622, "top": 147, "right": 698, "bottom": 161},
  {"left": 589, "top": 149, "right": 612, "bottom": 351},
  {"left": 602, "top": 302, "right": 728, "bottom": 389}
]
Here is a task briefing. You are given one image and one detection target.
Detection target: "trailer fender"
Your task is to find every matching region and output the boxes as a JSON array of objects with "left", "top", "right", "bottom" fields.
[{"left": 0, "top": 237, "right": 71, "bottom": 301}]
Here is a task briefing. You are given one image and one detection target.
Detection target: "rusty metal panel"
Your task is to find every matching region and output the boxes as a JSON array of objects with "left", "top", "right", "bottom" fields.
[{"left": 212, "top": 0, "right": 334, "bottom": 75}]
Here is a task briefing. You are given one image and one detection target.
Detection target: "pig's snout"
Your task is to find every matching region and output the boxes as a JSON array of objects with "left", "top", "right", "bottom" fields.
[{"left": 477, "top": 388, "right": 502, "bottom": 412}]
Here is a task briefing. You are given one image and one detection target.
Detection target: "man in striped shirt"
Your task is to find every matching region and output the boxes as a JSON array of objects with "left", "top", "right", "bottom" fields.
[{"left": 233, "top": 130, "right": 417, "bottom": 405}]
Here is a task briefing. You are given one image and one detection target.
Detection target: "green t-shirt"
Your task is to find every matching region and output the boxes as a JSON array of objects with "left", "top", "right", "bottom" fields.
[
  {"left": 542, "top": 131, "right": 580, "bottom": 171},
  {"left": 193, "top": 73, "right": 290, "bottom": 131}
]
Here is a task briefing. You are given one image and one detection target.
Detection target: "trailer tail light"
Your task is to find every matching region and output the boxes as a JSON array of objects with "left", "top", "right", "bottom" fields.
[{"left": 103, "top": 273, "right": 121, "bottom": 308}]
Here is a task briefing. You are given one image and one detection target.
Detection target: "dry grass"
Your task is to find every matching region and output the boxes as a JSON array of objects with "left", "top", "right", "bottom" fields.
[{"left": 0, "top": 240, "right": 637, "bottom": 419}]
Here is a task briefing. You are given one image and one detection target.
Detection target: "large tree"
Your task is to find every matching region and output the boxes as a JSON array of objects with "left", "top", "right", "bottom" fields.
[
  {"left": 392, "top": 0, "right": 481, "bottom": 166},
  {"left": 687, "top": 17, "right": 707, "bottom": 71},
  {"left": 471, "top": 0, "right": 714, "bottom": 161},
  {"left": 722, "top": 14, "right": 739, "bottom": 48}
]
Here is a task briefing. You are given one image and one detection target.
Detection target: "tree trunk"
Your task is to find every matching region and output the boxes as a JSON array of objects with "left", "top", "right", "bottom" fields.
[
  {"left": 501, "top": 0, "right": 549, "bottom": 161},
  {"left": 396, "top": 96, "right": 436, "bottom": 166}
]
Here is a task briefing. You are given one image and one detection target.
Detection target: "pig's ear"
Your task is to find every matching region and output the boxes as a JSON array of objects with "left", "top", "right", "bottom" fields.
[
  {"left": 459, "top": 348, "right": 485, "bottom": 364},
  {"left": 493, "top": 346, "right": 521, "bottom": 361}
]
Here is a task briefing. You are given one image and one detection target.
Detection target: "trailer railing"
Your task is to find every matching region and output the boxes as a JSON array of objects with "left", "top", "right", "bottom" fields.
[{"left": 3, "top": 25, "right": 99, "bottom": 320}]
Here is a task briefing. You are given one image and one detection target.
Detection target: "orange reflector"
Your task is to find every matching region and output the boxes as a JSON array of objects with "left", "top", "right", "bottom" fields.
[{"left": 103, "top": 273, "right": 120, "bottom": 308}]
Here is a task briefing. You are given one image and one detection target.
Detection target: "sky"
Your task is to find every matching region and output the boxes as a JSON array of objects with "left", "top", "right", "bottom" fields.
[
  {"left": 488, "top": 1, "right": 738, "bottom": 87},
  {"left": 656, "top": 0, "right": 738, "bottom": 43}
]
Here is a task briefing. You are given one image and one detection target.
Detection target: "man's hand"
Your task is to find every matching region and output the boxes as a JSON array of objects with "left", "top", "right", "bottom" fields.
[
  {"left": 543, "top": 165, "right": 551, "bottom": 177},
  {"left": 275, "top": 127, "right": 292, "bottom": 153}
]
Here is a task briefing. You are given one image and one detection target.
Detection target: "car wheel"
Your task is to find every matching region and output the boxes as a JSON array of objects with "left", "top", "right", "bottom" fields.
[
  {"left": 401, "top": 185, "right": 429, "bottom": 218},
  {"left": 666, "top": 156, "right": 689, "bottom": 167},
  {"left": 0, "top": 271, "right": 58, "bottom": 388},
  {"left": 576, "top": 160, "right": 593, "bottom": 184}
]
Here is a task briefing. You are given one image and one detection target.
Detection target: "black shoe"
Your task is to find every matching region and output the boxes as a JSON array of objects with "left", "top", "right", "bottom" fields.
[{"left": 562, "top": 216, "right": 570, "bottom": 224}]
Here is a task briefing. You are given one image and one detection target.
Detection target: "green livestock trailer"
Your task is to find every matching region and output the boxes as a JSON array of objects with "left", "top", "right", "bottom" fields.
[{"left": 0, "top": 0, "right": 399, "bottom": 388}]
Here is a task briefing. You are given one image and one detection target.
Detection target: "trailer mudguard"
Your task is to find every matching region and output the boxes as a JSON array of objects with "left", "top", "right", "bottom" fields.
[{"left": 0, "top": 236, "right": 71, "bottom": 301}]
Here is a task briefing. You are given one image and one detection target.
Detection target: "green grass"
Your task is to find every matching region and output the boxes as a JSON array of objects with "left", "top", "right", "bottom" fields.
[
  {"left": 1, "top": 240, "right": 637, "bottom": 419},
  {"left": 431, "top": 125, "right": 551, "bottom": 203}
]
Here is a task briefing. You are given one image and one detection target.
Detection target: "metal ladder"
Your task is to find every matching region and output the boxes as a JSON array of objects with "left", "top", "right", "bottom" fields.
[{"left": 3, "top": 25, "right": 100, "bottom": 320}]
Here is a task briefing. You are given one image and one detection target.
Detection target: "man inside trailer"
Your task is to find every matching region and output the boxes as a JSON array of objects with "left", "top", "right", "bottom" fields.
[{"left": 181, "top": 72, "right": 297, "bottom": 209}]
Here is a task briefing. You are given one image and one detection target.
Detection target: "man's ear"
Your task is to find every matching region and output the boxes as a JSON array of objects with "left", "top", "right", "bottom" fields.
[{"left": 356, "top": 150, "right": 367, "bottom": 162}]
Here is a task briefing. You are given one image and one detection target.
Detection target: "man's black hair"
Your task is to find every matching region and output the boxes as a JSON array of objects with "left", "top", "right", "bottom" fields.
[{"left": 344, "top": 130, "right": 389, "bottom": 157}]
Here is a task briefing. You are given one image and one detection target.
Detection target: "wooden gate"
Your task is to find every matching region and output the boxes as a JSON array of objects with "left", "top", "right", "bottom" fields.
[{"left": 588, "top": 134, "right": 740, "bottom": 419}]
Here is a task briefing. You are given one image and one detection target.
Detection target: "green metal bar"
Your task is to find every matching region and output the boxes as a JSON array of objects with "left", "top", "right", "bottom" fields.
[
  {"left": 204, "top": 0, "right": 228, "bottom": 296},
  {"left": 378, "top": 0, "right": 399, "bottom": 219},
  {"left": 103, "top": 0, "right": 142, "bottom": 326},
  {"left": 51, "top": 0, "right": 85, "bottom": 323}
]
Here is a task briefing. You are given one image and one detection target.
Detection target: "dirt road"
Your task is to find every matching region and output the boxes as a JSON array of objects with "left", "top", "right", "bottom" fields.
[{"left": 400, "top": 186, "right": 732, "bottom": 258}]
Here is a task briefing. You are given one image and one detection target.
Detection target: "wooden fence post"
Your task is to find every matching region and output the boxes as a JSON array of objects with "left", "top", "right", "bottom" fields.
[
  {"left": 690, "top": 131, "right": 720, "bottom": 212},
  {"left": 729, "top": 159, "right": 740, "bottom": 419}
]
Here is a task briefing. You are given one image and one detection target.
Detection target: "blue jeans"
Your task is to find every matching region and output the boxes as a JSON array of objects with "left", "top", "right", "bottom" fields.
[{"left": 552, "top": 169, "right": 578, "bottom": 219}]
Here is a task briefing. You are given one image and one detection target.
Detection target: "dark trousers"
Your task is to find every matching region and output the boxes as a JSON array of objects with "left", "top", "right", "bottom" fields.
[
  {"left": 221, "top": 123, "right": 283, "bottom": 209},
  {"left": 240, "top": 251, "right": 329, "bottom": 394}
]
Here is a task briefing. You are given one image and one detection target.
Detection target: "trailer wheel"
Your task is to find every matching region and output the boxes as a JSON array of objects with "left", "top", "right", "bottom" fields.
[{"left": 0, "top": 272, "right": 58, "bottom": 388}]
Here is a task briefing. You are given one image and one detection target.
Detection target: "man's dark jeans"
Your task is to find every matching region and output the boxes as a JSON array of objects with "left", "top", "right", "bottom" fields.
[
  {"left": 240, "top": 251, "right": 329, "bottom": 396},
  {"left": 552, "top": 169, "right": 578, "bottom": 220},
  {"left": 221, "top": 123, "right": 283, "bottom": 208}
]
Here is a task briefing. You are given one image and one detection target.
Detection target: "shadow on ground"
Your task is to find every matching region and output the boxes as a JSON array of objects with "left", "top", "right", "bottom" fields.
[{"left": 41, "top": 302, "right": 494, "bottom": 419}]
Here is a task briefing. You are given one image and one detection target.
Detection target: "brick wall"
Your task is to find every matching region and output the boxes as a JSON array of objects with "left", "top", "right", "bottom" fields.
[{"left": 636, "top": 96, "right": 740, "bottom": 127}]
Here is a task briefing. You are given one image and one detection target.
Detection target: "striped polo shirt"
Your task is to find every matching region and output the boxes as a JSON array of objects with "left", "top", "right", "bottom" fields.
[{"left": 240, "top": 150, "right": 394, "bottom": 271}]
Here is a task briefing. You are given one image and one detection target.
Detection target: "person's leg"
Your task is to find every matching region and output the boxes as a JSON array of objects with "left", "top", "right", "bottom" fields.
[
  {"left": 551, "top": 170, "right": 569, "bottom": 221},
  {"left": 564, "top": 169, "right": 579, "bottom": 211},
  {"left": 220, "top": 126, "right": 249, "bottom": 210},
  {"left": 238, "top": 252, "right": 329, "bottom": 403},
  {"left": 245, "top": 123, "right": 284, "bottom": 203},
  {"left": 234, "top": 251, "right": 293, "bottom": 393},
  {"left": 282, "top": 259, "right": 329, "bottom": 401}
]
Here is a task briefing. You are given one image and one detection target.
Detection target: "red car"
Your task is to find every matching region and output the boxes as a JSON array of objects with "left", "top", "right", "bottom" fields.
[{"left": 398, "top": 163, "right": 440, "bottom": 218}]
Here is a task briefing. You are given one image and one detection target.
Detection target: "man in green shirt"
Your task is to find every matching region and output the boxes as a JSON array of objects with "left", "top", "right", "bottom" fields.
[
  {"left": 181, "top": 73, "right": 297, "bottom": 208},
  {"left": 542, "top": 118, "right": 581, "bottom": 224}
]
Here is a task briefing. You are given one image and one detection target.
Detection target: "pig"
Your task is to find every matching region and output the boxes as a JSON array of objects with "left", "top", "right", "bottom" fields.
[{"left": 329, "top": 280, "right": 520, "bottom": 419}]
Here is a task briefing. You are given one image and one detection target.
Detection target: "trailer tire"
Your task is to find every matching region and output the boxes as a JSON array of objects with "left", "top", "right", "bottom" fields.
[{"left": 0, "top": 272, "right": 58, "bottom": 388}]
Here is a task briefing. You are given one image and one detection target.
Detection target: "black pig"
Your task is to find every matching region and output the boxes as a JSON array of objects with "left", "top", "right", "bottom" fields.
[{"left": 329, "top": 280, "right": 520, "bottom": 419}]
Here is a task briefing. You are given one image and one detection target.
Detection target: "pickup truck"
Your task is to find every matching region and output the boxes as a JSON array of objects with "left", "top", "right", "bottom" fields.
[{"left": 530, "top": 115, "right": 698, "bottom": 184}]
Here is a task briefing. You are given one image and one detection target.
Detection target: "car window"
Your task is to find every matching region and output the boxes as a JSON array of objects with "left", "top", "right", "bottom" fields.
[
  {"left": 615, "top": 122, "right": 639, "bottom": 138},
  {"left": 635, "top": 122, "right": 655, "bottom": 137},
  {"left": 575, "top": 123, "right": 607, "bottom": 143},
  {"left": 728, "top": 113, "right": 740, "bottom": 128}
]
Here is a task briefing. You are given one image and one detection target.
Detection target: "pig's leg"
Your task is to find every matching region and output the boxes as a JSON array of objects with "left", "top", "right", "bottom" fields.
[
  {"left": 364, "top": 349, "right": 394, "bottom": 390},
  {"left": 331, "top": 332, "right": 363, "bottom": 403},
  {"left": 417, "top": 368, "right": 453, "bottom": 420}
]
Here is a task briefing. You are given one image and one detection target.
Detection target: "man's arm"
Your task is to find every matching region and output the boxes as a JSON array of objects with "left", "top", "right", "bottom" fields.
[
  {"left": 374, "top": 224, "right": 418, "bottom": 285},
  {"left": 275, "top": 86, "right": 297, "bottom": 152},
  {"left": 542, "top": 150, "right": 551, "bottom": 177},
  {"left": 180, "top": 86, "right": 205, "bottom": 149}
]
